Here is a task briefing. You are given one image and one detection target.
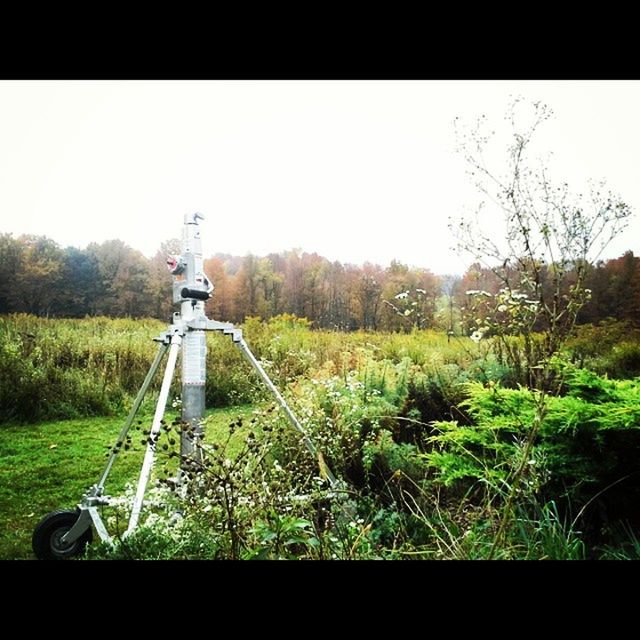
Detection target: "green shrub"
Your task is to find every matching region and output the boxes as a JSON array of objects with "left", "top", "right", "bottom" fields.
[
  {"left": 422, "top": 362, "right": 640, "bottom": 547},
  {"left": 567, "top": 321, "right": 640, "bottom": 378},
  {"left": 604, "top": 342, "right": 640, "bottom": 379}
]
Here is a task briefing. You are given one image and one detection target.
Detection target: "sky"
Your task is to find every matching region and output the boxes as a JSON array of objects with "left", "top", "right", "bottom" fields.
[{"left": 0, "top": 80, "right": 638, "bottom": 275}]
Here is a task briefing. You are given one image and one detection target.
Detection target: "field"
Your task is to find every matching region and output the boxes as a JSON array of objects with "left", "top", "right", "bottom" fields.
[{"left": 2, "top": 314, "right": 640, "bottom": 560}]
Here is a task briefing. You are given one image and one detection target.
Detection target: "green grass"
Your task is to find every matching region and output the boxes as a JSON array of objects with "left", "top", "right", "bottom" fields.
[{"left": 0, "top": 404, "right": 259, "bottom": 560}]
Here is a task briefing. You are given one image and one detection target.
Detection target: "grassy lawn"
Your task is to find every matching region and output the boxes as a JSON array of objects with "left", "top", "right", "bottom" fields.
[{"left": 0, "top": 403, "right": 260, "bottom": 560}]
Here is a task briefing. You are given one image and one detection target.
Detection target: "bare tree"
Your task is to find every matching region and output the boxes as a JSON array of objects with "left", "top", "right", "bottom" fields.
[{"left": 451, "top": 97, "right": 633, "bottom": 389}]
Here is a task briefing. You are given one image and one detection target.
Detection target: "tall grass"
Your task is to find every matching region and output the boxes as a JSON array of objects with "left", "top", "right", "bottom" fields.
[{"left": 0, "top": 314, "right": 481, "bottom": 424}]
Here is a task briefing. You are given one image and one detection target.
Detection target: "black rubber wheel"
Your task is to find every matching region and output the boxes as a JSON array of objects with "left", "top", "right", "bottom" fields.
[{"left": 32, "top": 510, "right": 93, "bottom": 560}]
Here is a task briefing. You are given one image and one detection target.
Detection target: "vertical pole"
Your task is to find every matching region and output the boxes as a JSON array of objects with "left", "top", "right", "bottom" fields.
[
  {"left": 181, "top": 330, "right": 206, "bottom": 462},
  {"left": 180, "top": 214, "right": 207, "bottom": 465}
]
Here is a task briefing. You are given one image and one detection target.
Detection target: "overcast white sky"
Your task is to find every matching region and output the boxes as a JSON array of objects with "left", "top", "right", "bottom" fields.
[{"left": 0, "top": 80, "right": 638, "bottom": 275}]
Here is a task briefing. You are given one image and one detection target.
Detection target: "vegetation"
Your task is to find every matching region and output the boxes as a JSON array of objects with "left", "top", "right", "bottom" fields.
[
  {"left": 1, "top": 315, "right": 640, "bottom": 559},
  {"left": 0, "top": 313, "right": 479, "bottom": 424},
  {"left": 450, "top": 97, "right": 634, "bottom": 554}
]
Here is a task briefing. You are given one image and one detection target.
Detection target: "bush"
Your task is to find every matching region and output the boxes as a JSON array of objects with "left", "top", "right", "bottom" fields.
[
  {"left": 422, "top": 362, "right": 640, "bottom": 549},
  {"left": 567, "top": 321, "right": 640, "bottom": 378}
]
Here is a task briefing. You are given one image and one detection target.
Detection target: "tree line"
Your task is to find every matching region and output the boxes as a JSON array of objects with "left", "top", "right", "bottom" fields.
[
  {"left": 456, "top": 251, "right": 640, "bottom": 333},
  {"left": 0, "top": 233, "right": 638, "bottom": 331}
]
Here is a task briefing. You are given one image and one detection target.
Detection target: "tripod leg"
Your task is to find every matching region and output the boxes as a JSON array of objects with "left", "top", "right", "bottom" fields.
[
  {"left": 233, "top": 337, "right": 338, "bottom": 487},
  {"left": 97, "top": 342, "right": 169, "bottom": 493},
  {"left": 126, "top": 332, "right": 183, "bottom": 535}
]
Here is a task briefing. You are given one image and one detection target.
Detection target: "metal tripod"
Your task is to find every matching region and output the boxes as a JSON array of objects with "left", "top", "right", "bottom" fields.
[{"left": 31, "top": 213, "right": 339, "bottom": 559}]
